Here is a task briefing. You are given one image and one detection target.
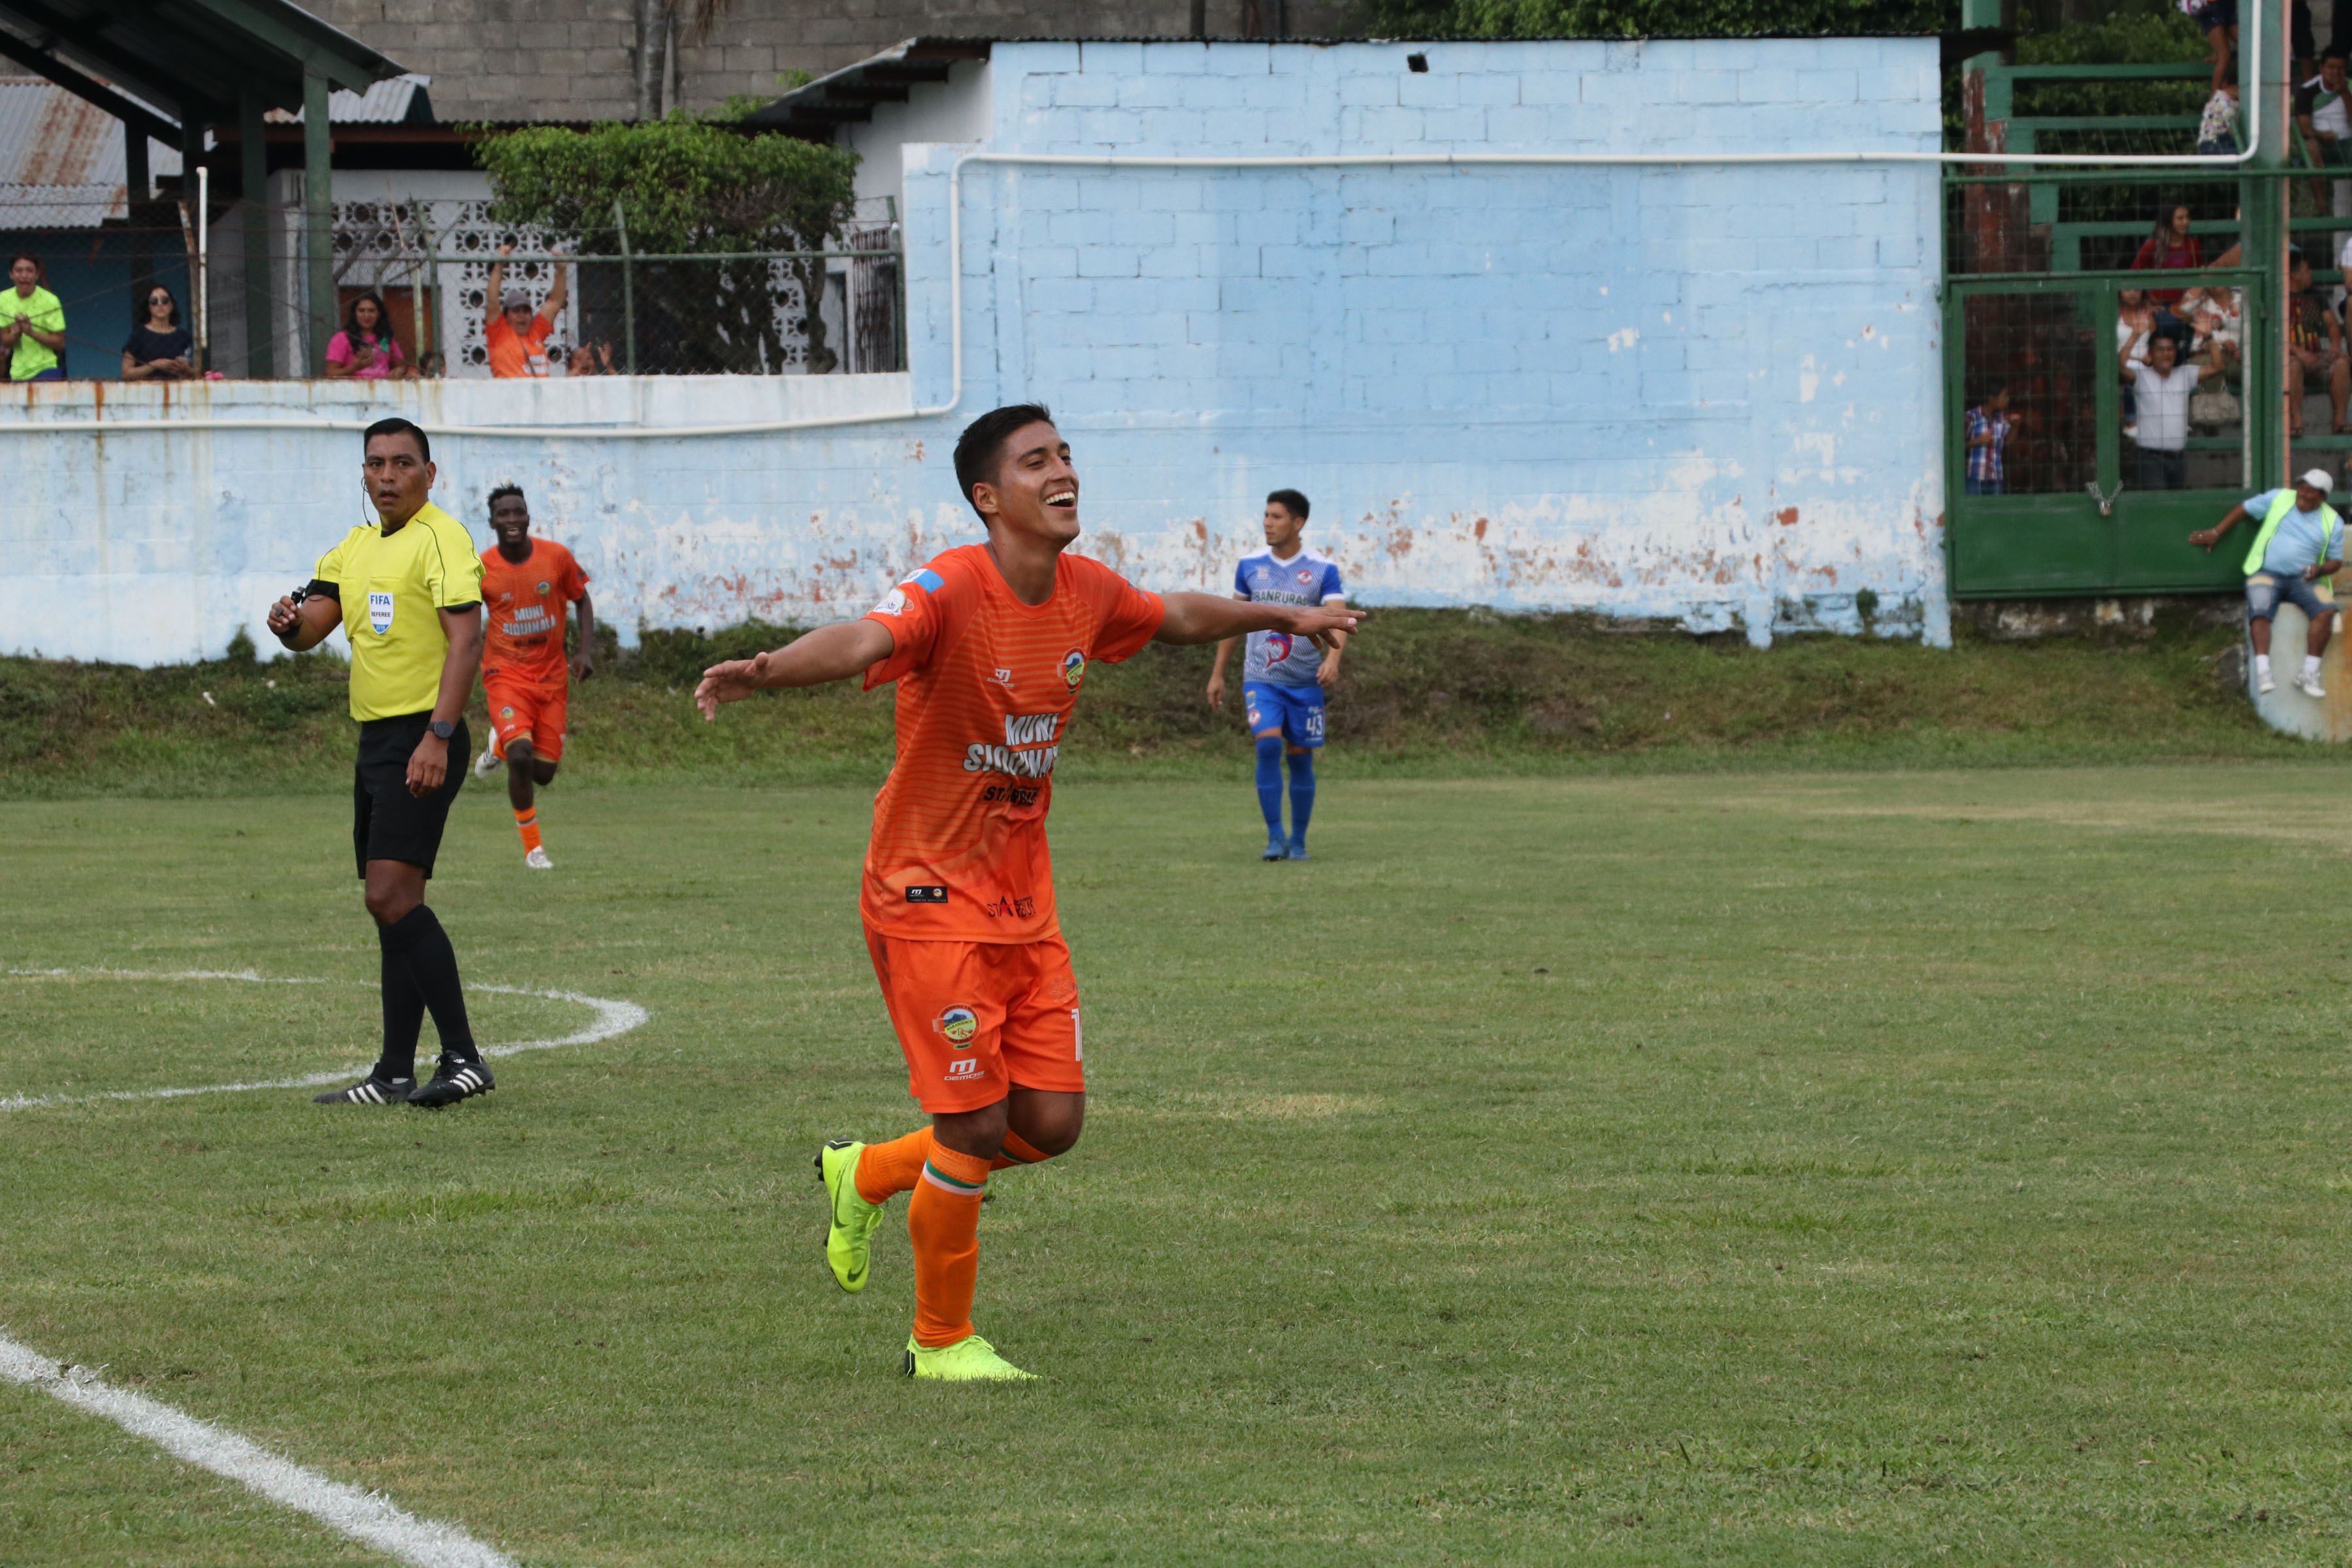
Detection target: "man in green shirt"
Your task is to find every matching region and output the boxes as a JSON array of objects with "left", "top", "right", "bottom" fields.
[
  {"left": 267, "top": 416, "right": 494, "bottom": 1109},
  {"left": 0, "top": 254, "right": 65, "bottom": 382}
]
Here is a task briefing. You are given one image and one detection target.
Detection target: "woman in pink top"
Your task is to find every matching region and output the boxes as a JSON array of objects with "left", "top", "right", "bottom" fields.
[
  {"left": 2130, "top": 206, "right": 2205, "bottom": 311},
  {"left": 323, "top": 293, "right": 407, "bottom": 380}
]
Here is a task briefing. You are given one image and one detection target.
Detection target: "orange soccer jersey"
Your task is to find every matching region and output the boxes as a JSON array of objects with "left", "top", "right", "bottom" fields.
[
  {"left": 858, "top": 544, "right": 1165, "bottom": 943},
  {"left": 480, "top": 538, "right": 589, "bottom": 685}
]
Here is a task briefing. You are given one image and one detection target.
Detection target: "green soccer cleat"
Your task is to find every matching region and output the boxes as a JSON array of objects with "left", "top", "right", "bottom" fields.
[
  {"left": 901, "top": 1333, "right": 1037, "bottom": 1382},
  {"left": 815, "top": 1138, "right": 886, "bottom": 1294}
]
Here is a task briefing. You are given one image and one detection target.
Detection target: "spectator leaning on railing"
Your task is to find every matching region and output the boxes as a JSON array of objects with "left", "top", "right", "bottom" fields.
[
  {"left": 2298, "top": 49, "right": 2351, "bottom": 163},
  {"left": 2132, "top": 206, "right": 2205, "bottom": 321},
  {"left": 484, "top": 244, "right": 567, "bottom": 378},
  {"left": 1, "top": 253, "right": 65, "bottom": 382},
  {"left": 2191, "top": 469, "right": 2344, "bottom": 699},
  {"left": 122, "top": 283, "right": 196, "bottom": 381},
  {"left": 2120, "top": 330, "right": 2229, "bottom": 491}
]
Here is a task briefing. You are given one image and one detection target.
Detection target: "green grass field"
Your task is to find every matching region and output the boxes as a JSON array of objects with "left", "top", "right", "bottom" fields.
[{"left": 6, "top": 766, "right": 2352, "bottom": 1564}]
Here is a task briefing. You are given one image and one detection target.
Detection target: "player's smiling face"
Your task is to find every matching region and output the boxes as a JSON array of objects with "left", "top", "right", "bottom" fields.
[
  {"left": 490, "top": 495, "right": 532, "bottom": 550},
  {"left": 973, "top": 421, "right": 1081, "bottom": 548},
  {"left": 362, "top": 433, "right": 435, "bottom": 526}
]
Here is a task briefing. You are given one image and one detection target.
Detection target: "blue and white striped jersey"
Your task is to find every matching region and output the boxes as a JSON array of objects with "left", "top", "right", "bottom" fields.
[{"left": 1235, "top": 547, "right": 1345, "bottom": 686}]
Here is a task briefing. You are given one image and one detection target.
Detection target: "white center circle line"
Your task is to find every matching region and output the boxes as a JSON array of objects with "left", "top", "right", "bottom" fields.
[{"left": 0, "top": 967, "right": 651, "bottom": 1112}]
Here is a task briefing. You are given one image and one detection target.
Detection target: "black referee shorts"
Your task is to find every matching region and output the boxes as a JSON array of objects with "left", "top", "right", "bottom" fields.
[{"left": 353, "top": 712, "right": 469, "bottom": 879}]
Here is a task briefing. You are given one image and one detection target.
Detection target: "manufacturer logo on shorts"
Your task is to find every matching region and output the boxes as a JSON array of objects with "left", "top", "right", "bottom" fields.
[
  {"left": 1062, "top": 648, "right": 1087, "bottom": 691},
  {"left": 945, "top": 1058, "right": 984, "bottom": 1080},
  {"left": 935, "top": 1006, "right": 979, "bottom": 1047},
  {"left": 367, "top": 591, "right": 395, "bottom": 636}
]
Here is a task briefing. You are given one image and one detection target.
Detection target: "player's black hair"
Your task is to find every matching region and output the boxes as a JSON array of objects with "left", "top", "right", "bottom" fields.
[
  {"left": 487, "top": 483, "right": 526, "bottom": 512},
  {"left": 1266, "top": 488, "right": 1311, "bottom": 521},
  {"left": 953, "top": 402, "right": 1056, "bottom": 521},
  {"left": 362, "top": 415, "right": 430, "bottom": 463}
]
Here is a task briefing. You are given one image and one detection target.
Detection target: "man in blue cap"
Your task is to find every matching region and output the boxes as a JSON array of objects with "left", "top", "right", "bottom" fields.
[{"left": 2192, "top": 467, "right": 2344, "bottom": 698}]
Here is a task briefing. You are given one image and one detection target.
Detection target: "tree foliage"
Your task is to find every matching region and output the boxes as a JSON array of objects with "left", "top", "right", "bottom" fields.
[
  {"left": 1363, "top": 0, "right": 1953, "bottom": 39},
  {"left": 474, "top": 111, "right": 861, "bottom": 374}
]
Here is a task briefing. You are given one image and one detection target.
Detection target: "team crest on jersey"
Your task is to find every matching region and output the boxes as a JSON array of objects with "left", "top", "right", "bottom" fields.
[
  {"left": 935, "top": 1006, "right": 979, "bottom": 1047},
  {"left": 1296, "top": 568, "right": 1314, "bottom": 585},
  {"left": 871, "top": 587, "right": 908, "bottom": 617},
  {"left": 1062, "top": 648, "right": 1087, "bottom": 691},
  {"left": 500, "top": 705, "right": 514, "bottom": 719},
  {"left": 536, "top": 580, "right": 551, "bottom": 595}
]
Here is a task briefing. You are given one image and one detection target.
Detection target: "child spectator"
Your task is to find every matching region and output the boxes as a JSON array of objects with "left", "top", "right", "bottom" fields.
[
  {"left": 2200, "top": 58, "right": 2242, "bottom": 155},
  {"left": 121, "top": 283, "right": 195, "bottom": 380},
  {"left": 1963, "top": 384, "right": 2013, "bottom": 497}
]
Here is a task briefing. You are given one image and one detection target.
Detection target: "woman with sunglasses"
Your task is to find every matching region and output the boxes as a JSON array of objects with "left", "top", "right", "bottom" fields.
[{"left": 122, "top": 284, "right": 196, "bottom": 380}]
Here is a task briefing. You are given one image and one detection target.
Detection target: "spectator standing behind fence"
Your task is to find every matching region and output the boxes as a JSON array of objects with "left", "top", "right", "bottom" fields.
[
  {"left": 326, "top": 293, "right": 407, "bottom": 381},
  {"left": 2191, "top": 469, "right": 2344, "bottom": 699},
  {"left": 484, "top": 245, "right": 566, "bottom": 378},
  {"left": 1963, "top": 385, "right": 2012, "bottom": 497},
  {"left": 121, "top": 283, "right": 195, "bottom": 381},
  {"left": 2284, "top": 249, "right": 2349, "bottom": 435},
  {"left": 2132, "top": 207, "right": 2205, "bottom": 317},
  {"left": 2200, "top": 61, "right": 2242, "bottom": 155},
  {"left": 2121, "top": 331, "right": 2227, "bottom": 491},
  {"left": 1, "top": 254, "right": 65, "bottom": 382}
]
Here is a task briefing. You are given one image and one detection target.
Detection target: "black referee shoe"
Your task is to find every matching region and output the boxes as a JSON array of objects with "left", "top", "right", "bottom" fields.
[
  {"left": 408, "top": 1054, "right": 495, "bottom": 1109},
  {"left": 313, "top": 1073, "right": 414, "bottom": 1105}
]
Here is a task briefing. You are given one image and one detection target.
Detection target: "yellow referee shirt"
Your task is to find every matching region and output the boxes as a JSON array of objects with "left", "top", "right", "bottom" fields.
[{"left": 314, "top": 502, "right": 486, "bottom": 721}]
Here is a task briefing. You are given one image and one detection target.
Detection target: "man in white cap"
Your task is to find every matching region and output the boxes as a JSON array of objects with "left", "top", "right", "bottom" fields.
[
  {"left": 483, "top": 243, "right": 568, "bottom": 378},
  {"left": 2191, "top": 468, "right": 2344, "bottom": 698}
]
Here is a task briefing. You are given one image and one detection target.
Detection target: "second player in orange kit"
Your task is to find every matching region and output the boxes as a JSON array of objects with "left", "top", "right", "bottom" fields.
[
  {"left": 475, "top": 484, "right": 594, "bottom": 868},
  {"left": 695, "top": 403, "right": 1361, "bottom": 1381}
]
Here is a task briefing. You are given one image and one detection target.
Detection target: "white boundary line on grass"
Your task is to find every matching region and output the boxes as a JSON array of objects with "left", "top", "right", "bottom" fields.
[
  {"left": 0, "top": 1330, "right": 521, "bottom": 1567},
  {"left": 0, "top": 968, "right": 649, "bottom": 1112}
]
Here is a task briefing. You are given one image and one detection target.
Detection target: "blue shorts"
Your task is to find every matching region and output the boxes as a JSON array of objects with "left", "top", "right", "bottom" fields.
[
  {"left": 1243, "top": 681, "right": 1326, "bottom": 749},
  {"left": 2247, "top": 571, "right": 2333, "bottom": 623}
]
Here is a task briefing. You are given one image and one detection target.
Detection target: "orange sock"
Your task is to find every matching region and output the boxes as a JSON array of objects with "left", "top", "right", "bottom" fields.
[
  {"left": 513, "top": 808, "right": 542, "bottom": 854},
  {"left": 907, "top": 1143, "right": 990, "bottom": 1348},
  {"left": 853, "top": 1128, "right": 933, "bottom": 1205},
  {"left": 855, "top": 1126, "right": 1053, "bottom": 1203}
]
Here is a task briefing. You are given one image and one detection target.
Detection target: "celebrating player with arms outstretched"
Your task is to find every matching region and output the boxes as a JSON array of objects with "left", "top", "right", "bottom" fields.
[{"left": 695, "top": 404, "right": 1360, "bottom": 1382}]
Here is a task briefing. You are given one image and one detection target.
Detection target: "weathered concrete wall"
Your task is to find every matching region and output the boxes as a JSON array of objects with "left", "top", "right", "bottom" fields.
[{"left": 0, "top": 39, "right": 1947, "bottom": 665}]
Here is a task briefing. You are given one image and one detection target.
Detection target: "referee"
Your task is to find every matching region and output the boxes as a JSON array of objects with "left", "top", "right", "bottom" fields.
[{"left": 268, "top": 416, "right": 495, "bottom": 1108}]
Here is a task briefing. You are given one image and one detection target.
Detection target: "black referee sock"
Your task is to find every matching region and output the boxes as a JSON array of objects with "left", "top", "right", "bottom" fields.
[
  {"left": 374, "top": 921, "right": 426, "bottom": 1081},
  {"left": 381, "top": 904, "right": 480, "bottom": 1065}
]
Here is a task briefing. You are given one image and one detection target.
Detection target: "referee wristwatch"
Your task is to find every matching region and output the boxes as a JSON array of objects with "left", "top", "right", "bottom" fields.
[{"left": 429, "top": 719, "right": 455, "bottom": 742}]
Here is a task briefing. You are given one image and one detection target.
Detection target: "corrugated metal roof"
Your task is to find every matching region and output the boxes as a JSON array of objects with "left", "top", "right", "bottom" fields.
[
  {"left": 265, "top": 73, "right": 434, "bottom": 125},
  {"left": 0, "top": 77, "right": 181, "bottom": 227}
]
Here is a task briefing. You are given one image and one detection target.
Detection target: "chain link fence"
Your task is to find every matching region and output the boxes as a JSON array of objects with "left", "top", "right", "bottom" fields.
[{"left": 0, "top": 191, "right": 902, "bottom": 381}]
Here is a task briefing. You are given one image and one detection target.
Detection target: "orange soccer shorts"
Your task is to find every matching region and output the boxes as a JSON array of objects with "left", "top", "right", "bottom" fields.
[
  {"left": 483, "top": 673, "right": 568, "bottom": 764},
  {"left": 863, "top": 928, "right": 1085, "bottom": 1113}
]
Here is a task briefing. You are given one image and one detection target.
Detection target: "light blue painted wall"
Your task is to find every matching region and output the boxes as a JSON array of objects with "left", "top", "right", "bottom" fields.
[{"left": 0, "top": 37, "right": 1946, "bottom": 666}]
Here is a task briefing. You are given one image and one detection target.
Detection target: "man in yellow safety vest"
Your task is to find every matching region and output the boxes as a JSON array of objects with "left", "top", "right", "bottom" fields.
[{"left": 2191, "top": 468, "right": 2344, "bottom": 698}]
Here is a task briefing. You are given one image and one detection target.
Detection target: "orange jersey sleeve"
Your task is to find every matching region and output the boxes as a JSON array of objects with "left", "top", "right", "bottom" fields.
[
  {"left": 480, "top": 538, "right": 587, "bottom": 683},
  {"left": 857, "top": 546, "right": 1165, "bottom": 942}
]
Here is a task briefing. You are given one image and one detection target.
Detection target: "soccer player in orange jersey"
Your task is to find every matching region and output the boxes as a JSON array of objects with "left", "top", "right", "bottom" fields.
[
  {"left": 695, "top": 403, "right": 1361, "bottom": 1381},
  {"left": 473, "top": 485, "right": 594, "bottom": 868}
]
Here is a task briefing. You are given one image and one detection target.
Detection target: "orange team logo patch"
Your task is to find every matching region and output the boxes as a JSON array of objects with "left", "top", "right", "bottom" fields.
[
  {"left": 500, "top": 705, "right": 514, "bottom": 719},
  {"left": 536, "top": 581, "right": 551, "bottom": 595},
  {"left": 1061, "top": 648, "right": 1087, "bottom": 691},
  {"left": 935, "top": 1006, "right": 979, "bottom": 1047}
]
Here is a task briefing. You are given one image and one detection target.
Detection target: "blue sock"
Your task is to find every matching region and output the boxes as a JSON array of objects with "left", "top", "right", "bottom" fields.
[
  {"left": 1254, "top": 734, "right": 1285, "bottom": 836},
  {"left": 1286, "top": 749, "right": 1316, "bottom": 844}
]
